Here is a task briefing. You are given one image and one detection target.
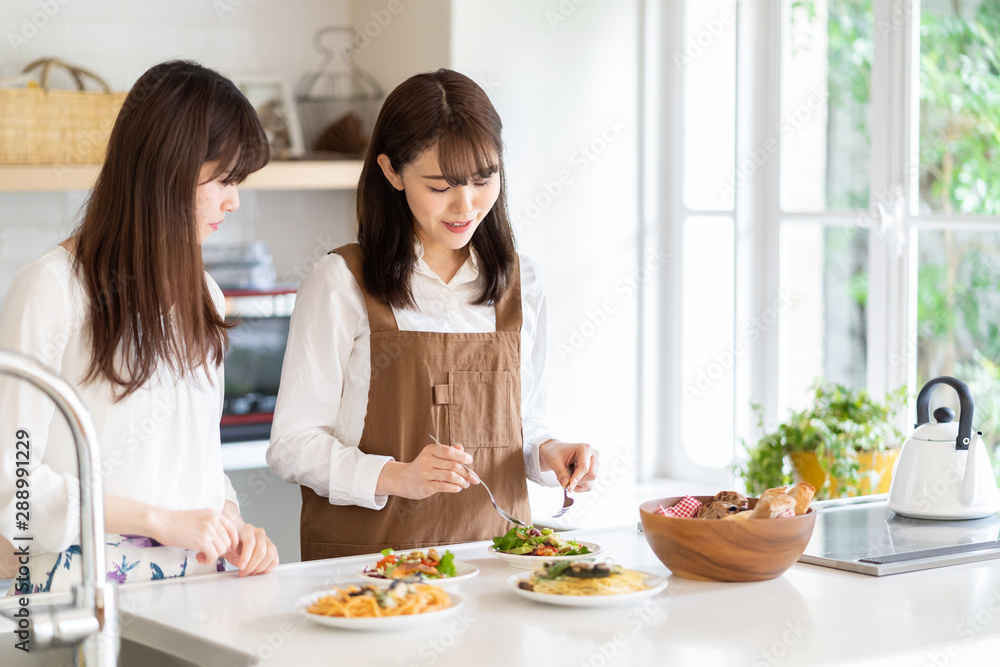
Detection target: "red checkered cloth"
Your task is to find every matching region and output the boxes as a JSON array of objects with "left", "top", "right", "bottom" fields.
[{"left": 655, "top": 495, "right": 702, "bottom": 518}]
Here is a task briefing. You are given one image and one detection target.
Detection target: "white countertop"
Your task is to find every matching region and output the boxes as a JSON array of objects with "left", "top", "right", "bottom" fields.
[{"left": 73, "top": 523, "right": 1000, "bottom": 667}]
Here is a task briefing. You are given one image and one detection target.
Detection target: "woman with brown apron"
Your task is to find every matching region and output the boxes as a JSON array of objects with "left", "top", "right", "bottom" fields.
[{"left": 268, "top": 69, "right": 600, "bottom": 560}]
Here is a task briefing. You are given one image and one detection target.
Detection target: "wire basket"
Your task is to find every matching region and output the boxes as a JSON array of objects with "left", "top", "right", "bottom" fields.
[{"left": 296, "top": 27, "right": 384, "bottom": 157}]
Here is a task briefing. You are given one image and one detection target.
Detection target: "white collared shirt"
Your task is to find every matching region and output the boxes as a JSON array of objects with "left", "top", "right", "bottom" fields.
[
  {"left": 0, "top": 246, "right": 238, "bottom": 553},
  {"left": 267, "top": 244, "right": 559, "bottom": 510}
]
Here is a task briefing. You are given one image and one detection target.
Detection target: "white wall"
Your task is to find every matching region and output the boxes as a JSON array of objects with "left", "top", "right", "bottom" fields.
[
  {"left": 348, "top": 0, "right": 451, "bottom": 91},
  {"left": 451, "top": 1, "right": 642, "bottom": 524}
]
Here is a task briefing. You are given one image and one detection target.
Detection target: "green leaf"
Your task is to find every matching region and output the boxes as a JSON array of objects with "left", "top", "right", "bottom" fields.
[{"left": 435, "top": 551, "right": 457, "bottom": 578}]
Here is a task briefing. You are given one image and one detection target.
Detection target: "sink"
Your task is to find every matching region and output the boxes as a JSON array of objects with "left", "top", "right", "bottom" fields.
[{"left": 0, "top": 612, "right": 259, "bottom": 666}]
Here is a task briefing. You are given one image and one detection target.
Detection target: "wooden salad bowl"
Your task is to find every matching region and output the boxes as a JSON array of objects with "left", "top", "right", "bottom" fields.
[{"left": 639, "top": 496, "right": 817, "bottom": 582}]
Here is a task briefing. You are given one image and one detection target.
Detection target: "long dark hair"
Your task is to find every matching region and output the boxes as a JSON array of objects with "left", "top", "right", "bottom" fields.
[
  {"left": 74, "top": 60, "right": 269, "bottom": 399},
  {"left": 356, "top": 68, "right": 516, "bottom": 308}
]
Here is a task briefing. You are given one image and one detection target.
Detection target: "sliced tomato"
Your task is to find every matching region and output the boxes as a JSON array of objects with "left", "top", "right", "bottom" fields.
[
  {"left": 534, "top": 546, "right": 559, "bottom": 557},
  {"left": 375, "top": 555, "right": 397, "bottom": 570}
]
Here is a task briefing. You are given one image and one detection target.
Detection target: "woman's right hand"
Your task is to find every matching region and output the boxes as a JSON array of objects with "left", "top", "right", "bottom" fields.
[
  {"left": 376, "top": 443, "right": 479, "bottom": 500},
  {"left": 150, "top": 508, "right": 240, "bottom": 564}
]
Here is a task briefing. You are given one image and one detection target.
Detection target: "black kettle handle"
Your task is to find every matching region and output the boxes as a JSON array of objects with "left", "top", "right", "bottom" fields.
[{"left": 916, "top": 376, "right": 974, "bottom": 451}]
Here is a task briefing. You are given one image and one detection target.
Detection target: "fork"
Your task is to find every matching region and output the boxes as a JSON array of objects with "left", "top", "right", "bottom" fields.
[
  {"left": 428, "top": 433, "right": 531, "bottom": 527},
  {"left": 552, "top": 462, "right": 576, "bottom": 518}
]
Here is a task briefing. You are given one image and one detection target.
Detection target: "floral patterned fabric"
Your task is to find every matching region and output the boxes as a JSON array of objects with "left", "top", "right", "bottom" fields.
[{"left": 11, "top": 534, "right": 225, "bottom": 595}]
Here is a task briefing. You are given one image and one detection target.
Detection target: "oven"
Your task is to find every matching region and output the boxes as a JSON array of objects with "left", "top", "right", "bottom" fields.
[{"left": 220, "top": 287, "right": 296, "bottom": 443}]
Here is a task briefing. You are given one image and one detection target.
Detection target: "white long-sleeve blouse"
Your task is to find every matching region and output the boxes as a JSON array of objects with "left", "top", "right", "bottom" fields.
[
  {"left": 0, "top": 246, "right": 238, "bottom": 554},
  {"left": 267, "top": 243, "right": 560, "bottom": 510}
]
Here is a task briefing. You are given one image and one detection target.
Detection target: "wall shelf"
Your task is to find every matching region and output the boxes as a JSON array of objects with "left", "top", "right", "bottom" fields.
[{"left": 0, "top": 160, "right": 363, "bottom": 192}]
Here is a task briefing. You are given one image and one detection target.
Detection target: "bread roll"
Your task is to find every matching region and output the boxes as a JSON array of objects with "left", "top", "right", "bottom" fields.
[
  {"left": 713, "top": 490, "right": 749, "bottom": 511},
  {"left": 697, "top": 501, "right": 739, "bottom": 520},
  {"left": 760, "top": 487, "right": 789, "bottom": 503},
  {"left": 750, "top": 494, "right": 796, "bottom": 519},
  {"left": 722, "top": 510, "right": 752, "bottom": 521},
  {"left": 785, "top": 482, "right": 816, "bottom": 515}
]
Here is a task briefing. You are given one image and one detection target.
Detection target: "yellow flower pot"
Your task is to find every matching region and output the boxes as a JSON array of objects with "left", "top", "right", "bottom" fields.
[{"left": 788, "top": 449, "right": 900, "bottom": 498}]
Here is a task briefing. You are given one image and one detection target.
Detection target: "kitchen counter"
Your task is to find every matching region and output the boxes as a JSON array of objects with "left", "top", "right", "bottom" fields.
[{"left": 32, "top": 523, "right": 997, "bottom": 667}]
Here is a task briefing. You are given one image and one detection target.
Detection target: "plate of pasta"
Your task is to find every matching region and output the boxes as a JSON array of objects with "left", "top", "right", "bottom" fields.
[
  {"left": 297, "top": 581, "right": 464, "bottom": 630},
  {"left": 506, "top": 560, "right": 667, "bottom": 608}
]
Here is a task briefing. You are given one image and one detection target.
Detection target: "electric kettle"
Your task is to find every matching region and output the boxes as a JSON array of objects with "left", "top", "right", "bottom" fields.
[{"left": 887, "top": 376, "right": 1000, "bottom": 520}]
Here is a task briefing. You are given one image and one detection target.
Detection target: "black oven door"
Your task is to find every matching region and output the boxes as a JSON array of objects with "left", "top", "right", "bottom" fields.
[{"left": 221, "top": 289, "right": 295, "bottom": 443}]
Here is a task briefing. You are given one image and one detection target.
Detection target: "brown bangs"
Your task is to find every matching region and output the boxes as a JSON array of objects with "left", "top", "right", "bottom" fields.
[
  {"left": 205, "top": 83, "right": 269, "bottom": 184},
  {"left": 357, "top": 68, "right": 517, "bottom": 309},
  {"left": 435, "top": 123, "right": 500, "bottom": 187}
]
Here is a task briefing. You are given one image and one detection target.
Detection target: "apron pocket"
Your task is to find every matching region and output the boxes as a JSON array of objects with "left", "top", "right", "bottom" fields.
[{"left": 446, "top": 370, "right": 514, "bottom": 448}]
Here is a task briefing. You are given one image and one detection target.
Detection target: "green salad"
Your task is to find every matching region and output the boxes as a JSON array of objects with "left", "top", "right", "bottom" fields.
[{"left": 492, "top": 526, "right": 592, "bottom": 556}]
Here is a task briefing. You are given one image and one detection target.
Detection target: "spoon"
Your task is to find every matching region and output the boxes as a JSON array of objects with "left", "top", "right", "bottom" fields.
[{"left": 427, "top": 433, "right": 530, "bottom": 527}]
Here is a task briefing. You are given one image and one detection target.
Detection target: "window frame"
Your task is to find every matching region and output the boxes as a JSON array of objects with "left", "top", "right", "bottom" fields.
[{"left": 640, "top": 0, "right": 975, "bottom": 481}]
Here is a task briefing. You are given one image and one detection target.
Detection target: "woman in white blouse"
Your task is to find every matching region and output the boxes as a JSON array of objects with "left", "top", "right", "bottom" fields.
[
  {"left": 268, "top": 69, "right": 600, "bottom": 559},
  {"left": 0, "top": 61, "right": 278, "bottom": 592}
]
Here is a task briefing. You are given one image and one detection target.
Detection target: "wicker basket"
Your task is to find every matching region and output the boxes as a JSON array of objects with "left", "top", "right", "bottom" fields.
[{"left": 0, "top": 58, "right": 126, "bottom": 165}]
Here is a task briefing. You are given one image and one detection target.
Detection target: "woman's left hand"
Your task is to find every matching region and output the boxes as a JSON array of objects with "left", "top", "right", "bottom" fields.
[
  {"left": 223, "top": 523, "right": 279, "bottom": 577},
  {"left": 538, "top": 440, "right": 600, "bottom": 492}
]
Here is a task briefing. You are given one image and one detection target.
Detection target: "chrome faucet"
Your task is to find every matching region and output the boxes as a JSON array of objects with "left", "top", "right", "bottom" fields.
[{"left": 0, "top": 349, "right": 118, "bottom": 666}]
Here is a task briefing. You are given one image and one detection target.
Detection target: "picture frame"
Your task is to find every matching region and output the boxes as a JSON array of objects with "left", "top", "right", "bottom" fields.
[{"left": 232, "top": 74, "right": 305, "bottom": 159}]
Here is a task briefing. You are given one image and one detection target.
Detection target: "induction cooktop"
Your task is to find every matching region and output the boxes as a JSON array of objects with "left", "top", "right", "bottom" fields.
[{"left": 798, "top": 495, "right": 1000, "bottom": 576}]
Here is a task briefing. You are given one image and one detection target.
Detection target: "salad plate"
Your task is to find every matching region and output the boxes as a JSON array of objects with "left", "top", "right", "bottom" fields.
[
  {"left": 358, "top": 547, "right": 474, "bottom": 586},
  {"left": 488, "top": 542, "right": 603, "bottom": 569},
  {"left": 505, "top": 570, "right": 667, "bottom": 607},
  {"left": 490, "top": 526, "right": 601, "bottom": 569},
  {"left": 357, "top": 560, "right": 479, "bottom": 587},
  {"left": 296, "top": 589, "right": 465, "bottom": 631}
]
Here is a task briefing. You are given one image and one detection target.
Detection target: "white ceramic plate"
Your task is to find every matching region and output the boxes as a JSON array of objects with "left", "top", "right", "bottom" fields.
[
  {"left": 356, "top": 561, "right": 480, "bottom": 588},
  {"left": 506, "top": 570, "right": 667, "bottom": 607},
  {"left": 297, "top": 589, "right": 465, "bottom": 631},
  {"left": 488, "top": 542, "right": 603, "bottom": 569}
]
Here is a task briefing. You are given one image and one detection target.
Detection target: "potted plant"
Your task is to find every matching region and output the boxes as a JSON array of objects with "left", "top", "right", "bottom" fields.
[{"left": 737, "top": 382, "right": 908, "bottom": 500}]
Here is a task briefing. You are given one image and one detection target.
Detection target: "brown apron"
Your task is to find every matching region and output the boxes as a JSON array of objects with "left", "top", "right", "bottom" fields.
[{"left": 299, "top": 243, "right": 532, "bottom": 560}]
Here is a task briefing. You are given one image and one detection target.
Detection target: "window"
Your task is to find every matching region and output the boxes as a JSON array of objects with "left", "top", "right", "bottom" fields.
[
  {"left": 650, "top": 0, "right": 1000, "bottom": 482},
  {"left": 914, "top": 0, "right": 1000, "bottom": 452}
]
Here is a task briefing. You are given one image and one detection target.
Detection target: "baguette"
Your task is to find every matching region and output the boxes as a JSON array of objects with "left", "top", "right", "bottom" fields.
[
  {"left": 785, "top": 482, "right": 816, "bottom": 515},
  {"left": 750, "top": 494, "right": 796, "bottom": 519},
  {"left": 759, "top": 487, "right": 789, "bottom": 503}
]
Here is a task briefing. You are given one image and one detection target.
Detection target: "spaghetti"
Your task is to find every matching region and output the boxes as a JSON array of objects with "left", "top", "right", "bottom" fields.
[
  {"left": 307, "top": 582, "right": 452, "bottom": 618},
  {"left": 519, "top": 561, "right": 650, "bottom": 596}
]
